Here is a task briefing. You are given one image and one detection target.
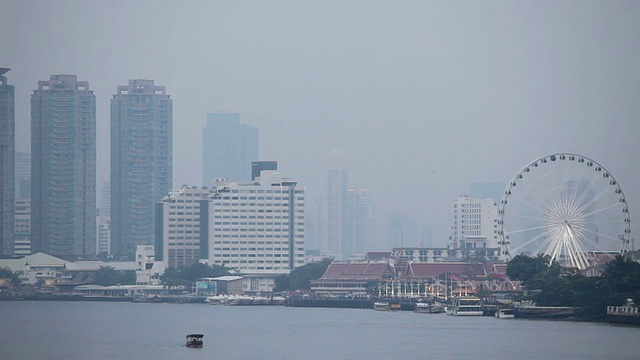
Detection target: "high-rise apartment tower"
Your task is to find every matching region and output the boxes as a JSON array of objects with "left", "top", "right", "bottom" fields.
[
  {"left": 31, "top": 75, "right": 96, "bottom": 257},
  {"left": 111, "top": 79, "right": 172, "bottom": 259},
  {"left": 0, "top": 68, "right": 15, "bottom": 256}
]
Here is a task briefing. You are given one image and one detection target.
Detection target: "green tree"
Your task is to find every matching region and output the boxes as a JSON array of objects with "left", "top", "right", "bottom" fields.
[
  {"left": 601, "top": 256, "right": 640, "bottom": 306},
  {"left": 0, "top": 267, "right": 20, "bottom": 285},
  {"left": 274, "top": 258, "right": 332, "bottom": 292},
  {"left": 93, "top": 266, "right": 135, "bottom": 286},
  {"left": 161, "top": 263, "right": 232, "bottom": 287},
  {"left": 506, "top": 254, "right": 558, "bottom": 287}
]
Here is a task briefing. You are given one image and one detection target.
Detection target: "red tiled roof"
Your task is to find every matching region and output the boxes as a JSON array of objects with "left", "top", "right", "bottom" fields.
[
  {"left": 319, "top": 262, "right": 393, "bottom": 281},
  {"left": 407, "top": 263, "right": 487, "bottom": 278},
  {"left": 324, "top": 263, "right": 350, "bottom": 275}
]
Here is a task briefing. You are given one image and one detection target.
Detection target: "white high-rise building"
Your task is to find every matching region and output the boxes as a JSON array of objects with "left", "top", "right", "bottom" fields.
[
  {"left": 156, "top": 186, "right": 212, "bottom": 269},
  {"left": 321, "top": 152, "right": 348, "bottom": 260},
  {"left": 206, "top": 171, "right": 305, "bottom": 274},
  {"left": 155, "top": 171, "right": 305, "bottom": 277},
  {"left": 450, "top": 195, "right": 498, "bottom": 249}
]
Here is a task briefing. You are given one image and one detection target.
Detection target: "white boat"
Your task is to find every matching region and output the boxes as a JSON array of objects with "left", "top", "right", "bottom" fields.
[
  {"left": 494, "top": 308, "right": 515, "bottom": 319},
  {"left": 414, "top": 302, "right": 445, "bottom": 314},
  {"left": 449, "top": 297, "right": 483, "bottom": 316},
  {"left": 374, "top": 302, "right": 391, "bottom": 311}
]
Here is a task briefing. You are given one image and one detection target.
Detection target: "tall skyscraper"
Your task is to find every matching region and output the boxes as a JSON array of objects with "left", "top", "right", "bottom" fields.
[
  {"left": 321, "top": 152, "right": 348, "bottom": 260},
  {"left": 0, "top": 68, "right": 15, "bottom": 256},
  {"left": 31, "top": 75, "right": 96, "bottom": 257},
  {"left": 111, "top": 79, "right": 172, "bottom": 260},
  {"left": 15, "top": 152, "right": 31, "bottom": 199},
  {"left": 202, "top": 113, "right": 258, "bottom": 184},
  {"left": 345, "top": 188, "right": 375, "bottom": 257}
]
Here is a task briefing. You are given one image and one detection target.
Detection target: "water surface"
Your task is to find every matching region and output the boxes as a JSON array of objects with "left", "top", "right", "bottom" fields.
[{"left": 0, "top": 301, "right": 638, "bottom": 359}]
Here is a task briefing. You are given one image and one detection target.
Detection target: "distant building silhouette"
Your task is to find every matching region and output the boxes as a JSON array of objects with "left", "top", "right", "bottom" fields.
[
  {"left": 15, "top": 152, "right": 30, "bottom": 199},
  {"left": 0, "top": 68, "right": 14, "bottom": 256},
  {"left": 469, "top": 182, "right": 505, "bottom": 204},
  {"left": 202, "top": 113, "right": 258, "bottom": 184},
  {"left": 345, "top": 188, "right": 375, "bottom": 257},
  {"left": 321, "top": 151, "right": 348, "bottom": 260},
  {"left": 31, "top": 75, "right": 96, "bottom": 257},
  {"left": 251, "top": 160, "right": 277, "bottom": 181},
  {"left": 111, "top": 79, "right": 172, "bottom": 260}
]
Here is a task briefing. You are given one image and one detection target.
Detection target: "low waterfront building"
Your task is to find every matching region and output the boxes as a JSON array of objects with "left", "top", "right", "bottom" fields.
[
  {"left": 74, "top": 284, "right": 180, "bottom": 298},
  {"left": 0, "top": 252, "right": 67, "bottom": 285},
  {"left": 392, "top": 246, "right": 501, "bottom": 263},
  {"left": 311, "top": 258, "right": 520, "bottom": 297},
  {"left": 199, "top": 275, "right": 243, "bottom": 295},
  {"left": 310, "top": 261, "right": 395, "bottom": 295}
]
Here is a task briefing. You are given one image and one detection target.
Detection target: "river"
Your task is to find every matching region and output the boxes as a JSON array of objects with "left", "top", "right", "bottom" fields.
[{"left": 0, "top": 301, "right": 638, "bottom": 359}]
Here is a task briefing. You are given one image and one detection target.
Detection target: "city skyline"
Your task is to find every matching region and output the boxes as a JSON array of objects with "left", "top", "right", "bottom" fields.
[{"left": 2, "top": 1, "right": 639, "bottom": 247}]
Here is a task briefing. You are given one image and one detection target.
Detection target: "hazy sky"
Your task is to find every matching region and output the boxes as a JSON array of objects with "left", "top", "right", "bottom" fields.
[{"left": 2, "top": 1, "right": 639, "bottom": 249}]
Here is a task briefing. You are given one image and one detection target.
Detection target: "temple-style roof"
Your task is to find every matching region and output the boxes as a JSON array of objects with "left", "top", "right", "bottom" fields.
[
  {"left": 405, "top": 262, "right": 487, "bottom": 279},
  {"left": 319, "top": 262, "right": 394, "bottom": 281}
]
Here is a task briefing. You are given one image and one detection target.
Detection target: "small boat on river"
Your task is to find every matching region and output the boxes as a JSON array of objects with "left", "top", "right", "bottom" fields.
[
  {"left": 374, "top": 302, "right": 391, "bottom": 311},
  {"left": 186, "top": 334, "right": 204, "bottom": 348}
]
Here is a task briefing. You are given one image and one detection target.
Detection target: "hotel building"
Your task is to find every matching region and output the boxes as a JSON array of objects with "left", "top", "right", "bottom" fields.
[
  {"left": 156, "top": 171, "right": 305, "bottom": 283},
  {"left": 450, "top": 195, "right": 499, "bottom": 250}
]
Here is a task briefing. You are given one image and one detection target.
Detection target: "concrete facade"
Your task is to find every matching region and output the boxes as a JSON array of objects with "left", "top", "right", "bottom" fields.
[
  {"left": 111, "top": 79, "right": 172, "bottom": 260},
  {"left": 321, "top": 153, "right": 348, "bottom": 260},
  {"left": 31, "top": 74, "right": 96, "bottom": 257},
  {"left": 450, "top": 195, "right": 499, "bottom": 250},
  {"left": 0, "top": 68, "right": 14, "bottom": 256},
  {"left": 204, "top": 171, "right": 305, "bottom": 274}
]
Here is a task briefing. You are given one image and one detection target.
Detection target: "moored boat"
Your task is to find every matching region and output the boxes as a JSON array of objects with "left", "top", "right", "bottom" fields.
[
  {"left": 414, "top": 302, "right": 445, "bottom": 314},
  {"left": 374, "top": 302, "right": 391, "bottom": 311},
  {"left": 449, "top": 296, "right": 483, "bottom": 316},
  {"left": 606, "top": 299, "right": 640, "bottom": 325},
  {"left": 495, "top": 308, "right": 515, "bottom": 319}
]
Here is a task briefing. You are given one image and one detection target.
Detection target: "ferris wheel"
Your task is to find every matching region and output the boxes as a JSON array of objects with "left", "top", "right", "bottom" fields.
[{"left": 498, "top": 153, "right": 631, "bottom": 270}]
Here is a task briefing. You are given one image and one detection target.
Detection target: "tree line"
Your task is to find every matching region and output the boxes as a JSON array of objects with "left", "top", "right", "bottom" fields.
[{"left": 507, "top": 254, "right": 640, "bottom": 319}]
